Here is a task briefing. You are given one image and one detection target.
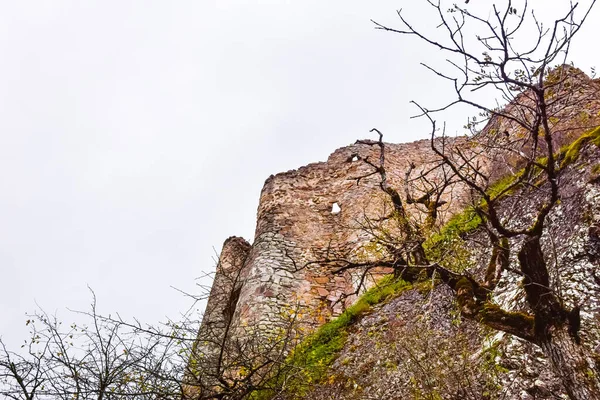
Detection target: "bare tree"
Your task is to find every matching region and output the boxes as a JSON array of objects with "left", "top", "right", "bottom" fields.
[
  {"left": 0, "top": 268, "right": 302, "bottom": 400},
  {"left": 0, "top": 293, "right": 187, "bottom": 400},
  {"left": 358, "top": 1, "right": 600, "bottom": 398}
]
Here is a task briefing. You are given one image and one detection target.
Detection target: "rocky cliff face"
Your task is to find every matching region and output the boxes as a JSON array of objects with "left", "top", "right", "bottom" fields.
[{"left": 190, "top": 69, "right": 600, "bottom": 399}]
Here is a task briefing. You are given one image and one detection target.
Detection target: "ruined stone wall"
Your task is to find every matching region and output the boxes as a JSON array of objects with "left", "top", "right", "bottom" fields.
[
  {"left": 227, "top": 138, "right": 472, "bottom": 332},
  {"left": 185, "top": 237, "right": 251, "bottom": 397},
  {"left": 198, "top": 68, "right": 600, "bottom": 341},
  {"left": 187, "top": 69, "right": 600, "bottom": 399},
  {"left": 198, "top": 236, "right": 251, "bottom": 341}
]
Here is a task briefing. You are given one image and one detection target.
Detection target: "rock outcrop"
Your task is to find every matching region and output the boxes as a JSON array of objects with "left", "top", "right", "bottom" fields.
[{"left": 189, "top": 68, "right": 600, "bottom": 399}]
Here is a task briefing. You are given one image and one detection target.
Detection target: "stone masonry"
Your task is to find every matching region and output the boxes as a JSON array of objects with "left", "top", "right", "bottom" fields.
[
  {"left": 213, "top": 138, "right": 471, "bottom": 333},
  {"left": 187, "top": 66, "right": 600, "bottom": 399},
  {"left": 194, "top": 66, "right": 600, "bottom": 350}
]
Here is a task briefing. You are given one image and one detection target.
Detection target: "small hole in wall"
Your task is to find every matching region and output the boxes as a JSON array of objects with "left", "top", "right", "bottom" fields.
[
  {"left": 347, "top": 154, "right": 359, "bottom": 162},
  {"left": 331, "top": 202, "right": 341, "bottom": 215}
]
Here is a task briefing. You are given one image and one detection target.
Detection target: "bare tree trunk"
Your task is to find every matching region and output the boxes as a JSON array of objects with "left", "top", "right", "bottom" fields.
[
  {"left": 538, "top": 325, "right": 600, "bottom": 400},
  {"left": 517, "top": 236, "right": 600, "bottom": 399}
]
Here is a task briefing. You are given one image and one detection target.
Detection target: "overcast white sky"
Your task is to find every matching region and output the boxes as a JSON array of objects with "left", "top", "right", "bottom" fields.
[{"left": 0, "top": 1, "right": 598, "bottom": 348}]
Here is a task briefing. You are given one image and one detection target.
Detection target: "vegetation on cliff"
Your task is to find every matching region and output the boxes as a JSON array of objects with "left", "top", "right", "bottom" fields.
[
  {"left": 297, "top": 0, "right": 600, "bottom": 397},
  {"left": 2, "top": 1, "right": 600, "bottom": 400},
  {"left": 264, "top": 123, "right": 600, "bottom": 399},
  {"left": 281, "top": 278, "right": 411, "bottom": 384}
]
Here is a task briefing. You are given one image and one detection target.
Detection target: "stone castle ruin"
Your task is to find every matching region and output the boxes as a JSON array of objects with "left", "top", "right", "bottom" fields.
[
  {"left": 187, "top": 67, "right": 600, "bottom": 399},
  {"left": 200, "top": 138, "right": 472, "bottom": 340},
  {"left": 200, "top": 68, "right": 600, "bottom": 339}
]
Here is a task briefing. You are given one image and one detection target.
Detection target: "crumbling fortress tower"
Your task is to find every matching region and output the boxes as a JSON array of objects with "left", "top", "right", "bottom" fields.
[
  {"left": 185, "top": 66, "right": 600, "bottom": 400},
  {"left": 191, "top": 66, "right": 600, "bottom": 384},
  {"left": 199, "top": 138, "right": 471, "bottom": 339}
]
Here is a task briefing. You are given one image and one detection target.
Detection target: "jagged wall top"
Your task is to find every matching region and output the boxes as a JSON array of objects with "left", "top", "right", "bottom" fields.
[{"left": 228, "top": 137, "right": 473, "bottom": 329}]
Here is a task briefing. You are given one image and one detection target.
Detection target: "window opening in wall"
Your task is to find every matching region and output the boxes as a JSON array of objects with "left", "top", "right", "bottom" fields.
[
  {"left": 347, "top": 154, "right": 359, "bottom": 162},
  {"left": 331, "top": 202, "right": 341, "bottom": 215}
]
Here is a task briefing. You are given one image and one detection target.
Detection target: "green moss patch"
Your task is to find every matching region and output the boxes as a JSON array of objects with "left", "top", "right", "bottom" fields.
[
  {"left": 289, "top": 277, "right": 411, "bottom": 383},
  {"left": 422, "top": 124, "right": 600, "bottom": 267},
  {"left": 425, "top": 207, "right": 481, "bottom": 252},
  {"left": 560, "top": 125, "right": 600, "bottom": 167},
  {"left": 250, "top": 277, "right": 412, "bottom": 399},
  {"left": 422, "top": 166, "right": 527, "bottom": 268}
]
